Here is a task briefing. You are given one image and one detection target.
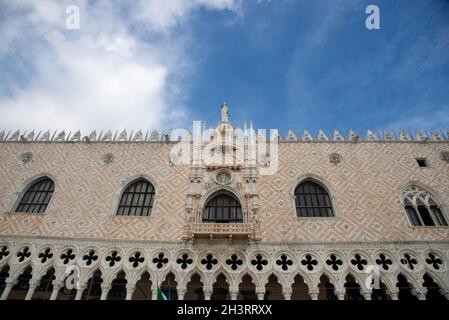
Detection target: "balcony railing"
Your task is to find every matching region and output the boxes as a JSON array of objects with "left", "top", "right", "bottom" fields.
[{"left": 190, "top": 223, "right": 252, "bottom": 238}]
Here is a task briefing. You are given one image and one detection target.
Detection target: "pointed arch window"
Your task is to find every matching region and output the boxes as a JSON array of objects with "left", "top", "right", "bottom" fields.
[
  {"left": 401, "top": 185, "right": 447, "bottom": 226},
  {"left": 294, "top": 180, "right": 334, "bottom": 218},
  {"left": 117, "top": 179, "right": 155, "bottom": 217},
  {"left": 15, "top": 178, "right": 54, "bottom": 213},
  {"left": 202, "top": 191, "right": 243, "bottom": 223}
]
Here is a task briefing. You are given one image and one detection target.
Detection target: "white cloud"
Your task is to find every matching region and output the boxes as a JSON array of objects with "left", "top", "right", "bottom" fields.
[
  {"left": 0, "top": 0, "right": 239, "bottom": 132},
  {"left": 134, "top": 0, "right": 237, "bottom": 31}
]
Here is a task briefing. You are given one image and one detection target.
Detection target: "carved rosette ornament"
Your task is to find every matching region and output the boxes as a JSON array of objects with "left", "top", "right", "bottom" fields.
[{"left": 214, "top": 169, "right": 232, "bottom": 185}]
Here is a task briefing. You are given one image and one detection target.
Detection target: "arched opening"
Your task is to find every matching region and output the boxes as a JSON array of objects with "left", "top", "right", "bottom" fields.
[
  {"left": 211, "top": 274, "right": 230, "bottom": 300},
  {"left": 237, "top": 274, "right": 257, "bottom": 300},
  {"left": 371, "top": 278, "right": 389, "bottom": 300},
  {"left": 291, "top": 274, "right": 310, "bottom": 300},
  {"left": 9, "top": 266, "right": 32, "bottom": 300},
  {"left": 264, "top": 274, "right": 283, "bottom": 300},
  {"left": 108, "top": 270, "right": 127, "bottom": 300},
  {"left": 202, "top": 190, "right": 243, "bottom": 223},
  {"left": 15, "top": 177, "right": 54, "bottom": 213},
  {"left": 0, "top": 265, "right": 10, "bottom": 297},
  {"left": 397, "top": 274, "right": 418, "bottom": 301},
  {"left": 294, "top": 180, "right": 334, "bottom": 217},
  {"left": 423, "top": 273, "right": 446, "bottom": 301},
  {"left": 132, "top": 272, "right": 152, "bottom": 300},
  {"left": 318, "top": 274, "right": 337, "bottom": 300},
  {"left": 160, "top": 272, "right": 178, "bottom": 300},
  {"left": 344, "top": 274, "right": 364, "bottom": 300},
  {"left": 33, "top": 268, "right": 55, "bottom": 300},
  {"left": 82, "top": 270, "right": 102, "bottom": 300},
  {"left": 185, "top": 273, "right": 204, "bottom": 300},
  {"left": 117, "top": 179, "right": 155, "bottom": 217}
]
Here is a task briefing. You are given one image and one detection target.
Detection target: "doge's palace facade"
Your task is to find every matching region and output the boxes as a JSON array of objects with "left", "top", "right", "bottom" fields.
[{"left": 0, "top": 104, "right": 448, "bottom": 301}]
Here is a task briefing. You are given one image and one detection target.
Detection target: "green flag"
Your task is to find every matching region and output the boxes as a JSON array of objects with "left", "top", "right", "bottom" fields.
[{"left": 157, "top": 286, "right": 167, "bottom": 300}]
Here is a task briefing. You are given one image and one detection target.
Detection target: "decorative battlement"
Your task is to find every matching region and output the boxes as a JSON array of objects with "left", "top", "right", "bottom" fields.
[
  {"left": 1, "top": 128, "right": 448, "bottom": 143},
  {"left": 1, "top": 105, "right": 448, "bottom": 143}
]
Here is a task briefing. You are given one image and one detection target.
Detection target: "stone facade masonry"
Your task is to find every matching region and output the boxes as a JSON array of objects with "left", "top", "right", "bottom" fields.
[{"left": 0, "top": 141, "right": 448, "bottom": 242}]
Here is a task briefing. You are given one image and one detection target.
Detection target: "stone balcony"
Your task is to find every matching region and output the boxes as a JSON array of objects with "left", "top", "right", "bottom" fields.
[{"left": 189, "top": 223, "right": 253, "bottom": 239}]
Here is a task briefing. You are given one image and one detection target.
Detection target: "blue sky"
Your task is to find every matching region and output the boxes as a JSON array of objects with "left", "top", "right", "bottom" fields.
[{"left": 1, "top": 0, "right": 448, "bottom": 136}]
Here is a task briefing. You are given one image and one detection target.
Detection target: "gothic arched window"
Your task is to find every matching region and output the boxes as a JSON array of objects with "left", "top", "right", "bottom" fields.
[
  {"left": 401, "top": 185, "right": 447, "bottom": 227},
  {"left": 15, "top": 177, "right": 54, "bottom": 213},
  {"left": 117, "top": 179, "right": 155, "bottom": 217},
  {"left": 202, "top": 191, "right": 243, "bottom": 223},
  {"left": 294, "top": 180, "right": 334, "bottom": 218}
]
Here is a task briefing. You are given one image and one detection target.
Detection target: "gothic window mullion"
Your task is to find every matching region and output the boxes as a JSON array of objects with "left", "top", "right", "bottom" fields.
[
  {"left": 412, "top": 204, "right": 425, "bottom": 226},
  {"left": 425, "top": 204, "right": 438, "bottom": 226}
]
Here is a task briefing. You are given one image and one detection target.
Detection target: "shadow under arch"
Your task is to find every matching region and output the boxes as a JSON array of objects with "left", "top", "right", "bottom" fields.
[
  {"left": 423, "top": 273, "right": 447, "bottom": 301},
  {"left": 396, "top": 273, "right": 418, "bottom": 301}
]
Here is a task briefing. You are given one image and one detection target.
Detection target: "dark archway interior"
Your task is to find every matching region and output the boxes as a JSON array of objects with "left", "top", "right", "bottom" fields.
[
  {"left": 344, "top": 274, "right": 364, "bottom": 300},
  {"left": 161, "top": 272, "right": 178, "bottom": 300},
  {"left": 318, "top": 274, "right": 337, "bottom": 300},
  {"left": 397, "top": 274, "right": 418, "bottom": 301},
  {"left": 132, "top": 272, "right": 152, "bottom": 300},
  {"left": 33, "top": 267, "right": 55, "bottom": 300},
  {"left": 264, "top": 274, "right": 283, "bottom": 300},
  {"left": 82, "top": 269, "right": 102, "bottom": 300},
  {"left": 211, "top": 274, "right": 230, "bottom": 300},
  {"left": 291, "top": 274, "right": 310, "bottom": 300},
  {"left": 185, "top": 273, "right": 204, "bottom": 300},
  {"left": 238, "top": 274, "right": 257, "bottom": 300},
  {"left": 108, "top": 270, "right": 127, "bottom": 300},
  {"left": 423, "top": 273, "right": 446, "bottom": 301}
]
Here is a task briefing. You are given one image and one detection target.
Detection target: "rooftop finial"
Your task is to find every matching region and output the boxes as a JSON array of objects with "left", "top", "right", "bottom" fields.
[{"left": 221, "top": 101, "right": 229, "bottom": 122}]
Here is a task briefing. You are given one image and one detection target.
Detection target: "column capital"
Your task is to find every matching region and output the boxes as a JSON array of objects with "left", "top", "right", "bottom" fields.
[
  {"left": 282, "top": 288, "right": 292, "bottom": 300},
  {"left": 126, "top": 284, "right": 136, "bottom": 291},
  {"left": 51, "top": 279, "right": 64, "bottom": 289},
  {"left": 282, "top": 288, "right": 293, "bottom": 295},
  {"left": 441, "top": 290, "right": 449, "bottom": 300},
  {"left": 335, "top": 290, "right": 346, "bottom": 300},
  {"left": 255, "top": 287, "right": 265, "bottom": 300},
  {"left": 203, "top": 286, "right": 213, "bottom": 294},
  {"left": 77, "top": 282, "right": 88, "bottom": 291},
  {"left": 101, "top": 284, "right": 112, "bottom": 290},
  {"left": 387, "top": 289, "right": 399, "bottom": 300},
  {"left": 29, "top": 278, "right": 41, "bottom": 288},
  {"left": 5, "top": 278, "right": 17, "bottom": 286},
  {"left": 255, "top": 286, "right": 265, "bottom": 294},
  {"left": 412, "top": 288, "right": 427, "bottom": 300},
  {"left": 361, "top": 289, "right": 372, "bottom": 300}
]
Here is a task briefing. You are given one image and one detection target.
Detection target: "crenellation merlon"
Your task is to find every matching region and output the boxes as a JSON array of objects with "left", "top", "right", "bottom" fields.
[{"left": 0, "top": 128, "right": 448, "bottom": 143}]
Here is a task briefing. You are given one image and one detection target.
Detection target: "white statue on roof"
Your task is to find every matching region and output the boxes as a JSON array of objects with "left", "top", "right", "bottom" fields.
[{"left": 221, "top": 102, "right": 229, "bottom": 122}]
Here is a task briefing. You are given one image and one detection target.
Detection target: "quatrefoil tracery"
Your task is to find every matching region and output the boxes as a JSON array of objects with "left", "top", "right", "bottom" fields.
[
  {"left": 38, "top": 248, "right": 53, "bottom": 264},
  {"left": 276, "top": 255, "right": 293, "bottom": 271},
  {"left": 251, "top": 254, "right": 268, "bottom": 271},
  {"left": 129, "top": 252, "right": 145, "bottom": 268},
  {"left": 176, "top": 254, "right": 193, "bottom": 270},
  {"left": 60, "top": 249, "right": 76, "bottom": 265},
  {"left": 106, "top": 251, "right": 122, "bottom": 267}
]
